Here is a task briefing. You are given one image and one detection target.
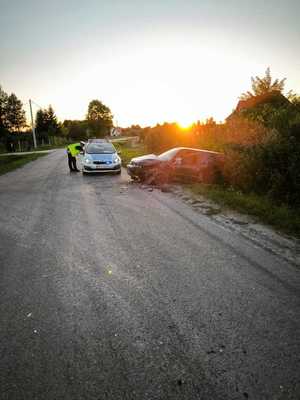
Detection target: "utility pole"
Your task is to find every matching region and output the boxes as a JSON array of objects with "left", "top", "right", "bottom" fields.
[{"left": 29, "top": 99, "right": 37, "bottom": 149}]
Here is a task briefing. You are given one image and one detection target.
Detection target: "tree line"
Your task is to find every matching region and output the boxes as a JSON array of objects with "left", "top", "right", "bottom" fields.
[
  {"left": 1, "top": 68, "right": 299, "bottom": 207},
  {"left": 0, "top": 88, "right": 114, "bottom": 152},
  {"left": 61, "top": 100, "right": 113, "bottom": 140}
]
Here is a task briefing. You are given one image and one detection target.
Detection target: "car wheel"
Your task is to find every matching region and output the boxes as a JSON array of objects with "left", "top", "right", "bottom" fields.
[
  {"left": 152, "top": 170, "right": 170, "bottom": 185},
  {"left": 143, "top": 172, "right": 156, "bottom": 185}
]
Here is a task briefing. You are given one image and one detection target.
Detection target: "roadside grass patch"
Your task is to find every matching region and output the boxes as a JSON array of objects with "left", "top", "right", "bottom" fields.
[
  {"left": 187, "top": 183, "right": 300, "bottom": 237},
  {"left": 113, "top": 142, "right": 146, "bottom": 166},
  {"left": 0, "top": 153, "right": 48, "bottom": 176}
]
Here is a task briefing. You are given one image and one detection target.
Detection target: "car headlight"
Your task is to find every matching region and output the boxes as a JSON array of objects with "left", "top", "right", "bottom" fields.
[
  {"left": 84, "top": 157, "right": 92, "bottom": 164},
  {"left": 113, "top": 155, "right": 120, "bottom": 164}
]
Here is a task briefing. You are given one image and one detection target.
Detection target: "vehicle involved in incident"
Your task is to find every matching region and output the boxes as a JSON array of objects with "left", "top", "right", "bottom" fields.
[
  {"left": 87, "top": 138, "right": 109, "bottom": 143},
  {"left": 127, "top": 147, "right": 224, "bottom": 184},
  {"left": 81, "top": 142, "right": 121, "bottom": 174}
]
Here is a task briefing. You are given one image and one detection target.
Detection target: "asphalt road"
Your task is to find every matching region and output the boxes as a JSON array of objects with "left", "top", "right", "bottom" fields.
[
  {"left": 0, "top": 150, "right": 55, "bottom": 157},
  {"left": 0, "top": 150, "right": 299, "bottom": 400}
]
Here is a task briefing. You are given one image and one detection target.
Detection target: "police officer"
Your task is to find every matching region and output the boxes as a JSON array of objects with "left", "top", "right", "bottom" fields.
[{"left": 66, "top": 143, "right": 82, "bottom": 172}]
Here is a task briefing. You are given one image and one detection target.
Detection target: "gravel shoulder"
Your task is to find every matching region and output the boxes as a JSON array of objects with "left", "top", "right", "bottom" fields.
[{"left": 167, "top": 184, "right": 300, "bottom": 267}]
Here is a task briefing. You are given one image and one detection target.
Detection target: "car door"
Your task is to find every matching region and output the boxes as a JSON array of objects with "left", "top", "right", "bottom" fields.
[
  {"left": 78, "top": 149, "right": 85, "bottom": 170},
  {"left": 198, "top": 152, "right": 218, "bottom": 183},
  {"left": 172, "top": 150, "right": 200, "bottom": 182}
]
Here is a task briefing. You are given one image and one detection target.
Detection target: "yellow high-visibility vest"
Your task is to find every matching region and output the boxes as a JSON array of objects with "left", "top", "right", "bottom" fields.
[{"left": 67, "top": 143, "right": 81, "bottom": 157}]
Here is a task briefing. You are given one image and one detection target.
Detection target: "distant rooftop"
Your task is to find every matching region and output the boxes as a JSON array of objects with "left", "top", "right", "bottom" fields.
[
  {"left": 236, "top": 91, "right": 290, "bottom": 112},
  {"left": 227, "top": 91, "right": 291, "bottom": 121}
]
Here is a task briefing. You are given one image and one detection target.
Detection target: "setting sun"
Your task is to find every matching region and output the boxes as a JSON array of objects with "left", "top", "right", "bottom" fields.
[
  {"left": 177, "top": 121, "right": 193, "bottom": 130},
  {"left": 48, "top": 35, "right": 258, "bottom": 127}
]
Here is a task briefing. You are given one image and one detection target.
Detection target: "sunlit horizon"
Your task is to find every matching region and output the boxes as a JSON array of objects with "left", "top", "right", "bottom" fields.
[{"left": 1, "top": 0, "right": 299, "bottom": 128}]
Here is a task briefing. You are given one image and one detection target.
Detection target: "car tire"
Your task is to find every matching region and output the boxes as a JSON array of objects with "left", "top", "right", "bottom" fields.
[
  {"left": 142, "top": 172, "right": 155, "bottom": 185},
  {"left": 152, "top": 170, "right": 170, "bottom": 185}
]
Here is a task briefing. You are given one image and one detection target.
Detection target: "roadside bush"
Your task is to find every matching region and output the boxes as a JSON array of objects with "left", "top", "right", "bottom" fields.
[
  {"left": 257, "top": 126, "right": 300, "bottom": 206},
  {"left": 224, "top": 116, "right": 273, "bottom": 146},
  {"left": 144, "top": 123, "right": 197, "bottom": 154},
  {"left": 222, "top": 146, "right": 261, "bottom": 191},
  {"left": 223, "top": 123, "right": 300, "bottom": 207},
  {"left": 146, "top": 123, "right": 179, "bottom": 153}
]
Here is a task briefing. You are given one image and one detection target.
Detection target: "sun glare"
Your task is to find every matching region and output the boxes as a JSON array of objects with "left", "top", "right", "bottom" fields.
[
  {"left": 38, "top": 34, "right": 261, "bottom": 127},
  {"left": 177, "top": 121, "right": 193, "bottom": 130}
]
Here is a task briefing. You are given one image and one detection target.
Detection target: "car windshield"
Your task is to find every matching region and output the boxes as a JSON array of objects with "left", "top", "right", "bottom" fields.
[
  {"left": 86, "top": 143, "right": 115, "bottom": 154},
  {"left": 158, "top": 148, "right": 180, "bottom": 161}
]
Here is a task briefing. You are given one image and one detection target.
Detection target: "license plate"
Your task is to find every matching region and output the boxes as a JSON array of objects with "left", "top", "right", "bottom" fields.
[{"left": 96, "top": 165, "right": 106, "bottom": 169}]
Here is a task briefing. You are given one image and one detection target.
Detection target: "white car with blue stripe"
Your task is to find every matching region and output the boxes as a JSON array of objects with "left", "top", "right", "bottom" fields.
[{"left": 81, "top": 142, "right": 121, "bottom": 174}]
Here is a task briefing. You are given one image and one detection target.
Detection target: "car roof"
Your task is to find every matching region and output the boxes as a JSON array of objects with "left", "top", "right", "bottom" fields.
[
  {"left": 87, "top": 138, "right": 109, "bottom": 143},
  {"left": 85, "top": 142, "right": 116, "bottom": 153},
  {"left": 172, "top": 147, "right": 223, "bottom": 155}
]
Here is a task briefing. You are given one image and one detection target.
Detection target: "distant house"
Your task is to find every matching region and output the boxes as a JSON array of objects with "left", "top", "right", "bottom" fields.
[
  {"left": 110, "top": 127, "right": 122, "bottom": 137},
  {"left": 227, "top": 91, "right": 291, "bottom": 121},
  {"left": 237, "top": 91, "right": 290, "bottom": 111}
]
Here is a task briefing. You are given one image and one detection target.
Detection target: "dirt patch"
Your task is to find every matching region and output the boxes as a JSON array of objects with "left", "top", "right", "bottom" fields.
[{"left": 172, "top": 185, "right": 300, "bottom": 267}]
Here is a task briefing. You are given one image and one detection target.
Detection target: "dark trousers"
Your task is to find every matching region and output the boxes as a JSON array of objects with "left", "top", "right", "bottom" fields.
[{"left": 68, "top": 153, "right": 78, "bottom": 171}]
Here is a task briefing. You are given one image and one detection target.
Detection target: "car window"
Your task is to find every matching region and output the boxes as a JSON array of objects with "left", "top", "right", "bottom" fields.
[
  {"left": 158, "top": 148, "right": 180, "bottom": 161},
  {"left": 86, "top": 143, "right": 115, "bottom": 154},
  {"left": 182, "top": 153, "right": 199, "bottom": 166},
  {"left": 177, "top": 151, "right": 198, "bottom": 166}
]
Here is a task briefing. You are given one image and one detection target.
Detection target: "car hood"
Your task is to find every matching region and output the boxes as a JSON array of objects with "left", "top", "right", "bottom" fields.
[
  {"left": 131, "top": 154, "right": 159, "bottom": 164},
  {"left": 86, "top": 153, "right": 115, "bottom": 161}
]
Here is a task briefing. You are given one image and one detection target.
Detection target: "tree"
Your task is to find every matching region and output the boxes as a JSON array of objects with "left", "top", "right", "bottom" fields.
[
  {"left": 0, "top": 86, "right": 9, "bottom": 150},
  {"left": 0, "top": 86, "right": 8, "bottom": 135},
  {"left": 240, "top": 67, "right": 286, "bottom": 100},
  {"left": 287, "top": 90, "right": 300, "bottom": 109},
  {"left": 86, "top": 100, "right": 113, "bottom": 137},
  {"left": 45, "top": 105, "right": 60, "bottom": 136},
  {"left": 205, "top": 117, "right": 217, "bottom": 126},
  {"left": 5, "top": 93, "right": 26, "bottom": 132},
  {"left": 62, "top": 120, "right": 88, "bottom": 140},
  {"left": 35, "top": 105, "right": 60, "bottom": 143}
]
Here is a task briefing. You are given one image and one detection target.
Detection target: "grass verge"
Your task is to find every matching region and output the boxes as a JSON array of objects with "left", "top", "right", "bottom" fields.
[
  {"left": 0, "top": 153, "right": 48, "bottom": 176},
  {"left": 187, "top": 183, "right": 300, "bottom": 238},
  {"left": 113, "top": 143, "right": 146, "bottom": 166}
]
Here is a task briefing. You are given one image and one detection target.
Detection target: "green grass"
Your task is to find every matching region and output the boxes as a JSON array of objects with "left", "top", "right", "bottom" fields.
[
  {"left": 0, "top": 153, "right": 48, "bottom": 176},
  {"left": 187, "top": 183, "right": 300, "bottom": 237},
  {"left": 113, "top": 143, "right": 146, "bottom": 166},
  {"left": 0, "top": 144, "right": 69, "bottom": 154}
]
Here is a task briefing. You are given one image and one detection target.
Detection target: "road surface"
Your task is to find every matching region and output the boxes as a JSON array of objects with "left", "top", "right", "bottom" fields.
[
  {"left": 0, "top": 150, "right": 56, "bottom": 157},
  {"left": 0, "top": 150, "right": 299, "bottom": 400}
]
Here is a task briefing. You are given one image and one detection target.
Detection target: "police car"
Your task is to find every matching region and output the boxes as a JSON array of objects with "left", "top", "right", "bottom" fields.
[{"left": 81, "top": 142, "right": 121, "bottom": 174}]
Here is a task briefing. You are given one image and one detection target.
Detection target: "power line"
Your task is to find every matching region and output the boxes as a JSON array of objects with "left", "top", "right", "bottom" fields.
[{"left": 30, "top": 99, "right": 47, "bottom": 110}]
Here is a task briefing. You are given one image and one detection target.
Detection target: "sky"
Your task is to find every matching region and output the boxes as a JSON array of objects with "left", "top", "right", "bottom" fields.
[{"left": 0, "top": 0, "right": 299, "bottom": 127}]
